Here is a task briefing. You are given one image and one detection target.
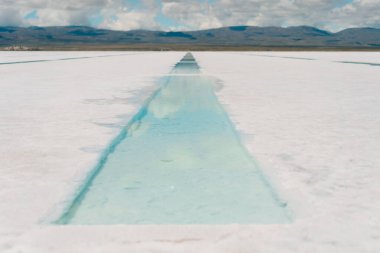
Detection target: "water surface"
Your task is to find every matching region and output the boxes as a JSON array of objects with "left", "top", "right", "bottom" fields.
[{"left": 59, "top": 53, "right": 290, "bottom": 224}]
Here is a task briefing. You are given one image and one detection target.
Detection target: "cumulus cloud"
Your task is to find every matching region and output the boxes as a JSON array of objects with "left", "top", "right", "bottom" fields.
[
  {"left": 330, "top": 0, "right": 380, "bottom": 30},
  {"left": 161, "top": 0, "right": 221, "bottom": 30},
  {"left": 0, "top": 7, "right": 24, "bottom": 26},
  {"left": 0, "top": 0, "right": 379, "bottom": 31},
  {"left": 163, "top": 0, "right": 380, "bottom": 31},
  {"left": 99, "top": 0, "right": 161, "bottom": 30}
]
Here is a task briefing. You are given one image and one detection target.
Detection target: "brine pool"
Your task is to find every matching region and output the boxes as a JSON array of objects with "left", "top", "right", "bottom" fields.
[{"left": 58, "top": 53, "right": 290, "bottom": 225}]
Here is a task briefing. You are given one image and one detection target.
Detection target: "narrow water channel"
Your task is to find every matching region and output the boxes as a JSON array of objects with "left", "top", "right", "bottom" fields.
[{"left": 58, "top": 53, "right": 290, "bottom": 224}]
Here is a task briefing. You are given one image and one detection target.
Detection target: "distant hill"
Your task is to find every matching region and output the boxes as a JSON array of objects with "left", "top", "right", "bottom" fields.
[{"left": 0, "top": 25, "right": 380, "bottom": 49}]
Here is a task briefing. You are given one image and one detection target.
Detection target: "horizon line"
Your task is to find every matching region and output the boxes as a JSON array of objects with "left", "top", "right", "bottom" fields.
[{"left": 1, "top": 25, "right": 379, "bottom": 34}]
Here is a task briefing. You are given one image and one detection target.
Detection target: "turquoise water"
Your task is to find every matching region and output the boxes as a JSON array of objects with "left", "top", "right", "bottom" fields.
[{"left": 58, "top": 53, "right": 290, "bottom": 224}]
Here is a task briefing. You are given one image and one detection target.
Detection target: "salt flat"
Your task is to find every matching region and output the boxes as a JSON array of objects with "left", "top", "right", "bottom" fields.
[{"left": 0, "top": 51, "right": 379, "bottom": 252}]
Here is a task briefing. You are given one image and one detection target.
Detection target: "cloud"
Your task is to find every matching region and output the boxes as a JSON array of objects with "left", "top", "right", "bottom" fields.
[
  {"left": 0, "top": 7, "right": 24, "bottom": 26},
  {"left": 161, "top": 0, "right": 380, "bottom": 31},
  {"left": 100, "top": 0, "right": 161, "bottom": 30},
  {"left": 0, "top": 0, "right": 378, "bottom": 31},
  {"left": 161, "top": 1, "right": 221, "bottom": 30},
  {"left": 330, "top": 0, "right": 380, "bottom": 29}
]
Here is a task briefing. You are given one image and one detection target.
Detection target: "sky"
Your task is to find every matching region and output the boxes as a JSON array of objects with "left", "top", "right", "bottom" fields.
[{"left": 0, "top": 0, "right": 379, "bottom": 32}]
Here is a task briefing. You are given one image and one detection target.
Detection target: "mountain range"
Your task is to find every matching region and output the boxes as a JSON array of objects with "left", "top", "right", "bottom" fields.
[{"left": 1, "top": 25, "right": 379, "bottom": 49}]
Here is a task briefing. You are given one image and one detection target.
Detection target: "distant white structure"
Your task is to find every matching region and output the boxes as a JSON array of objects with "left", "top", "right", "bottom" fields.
[{"left": 3, "top": 45, "right": 36, "bottom": 51}]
